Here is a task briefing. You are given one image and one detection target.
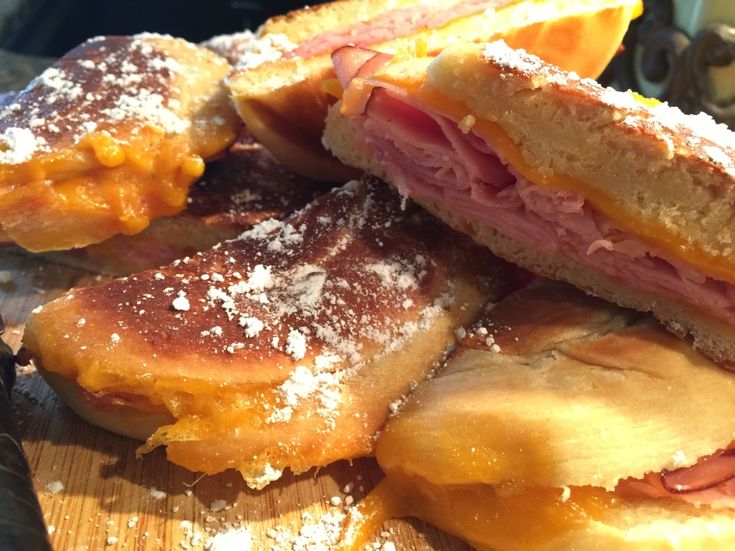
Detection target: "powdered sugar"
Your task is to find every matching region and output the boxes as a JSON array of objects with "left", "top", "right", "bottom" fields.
[
  {"left": 0, "top": 33, "right": 213, "bottom": 165},
  {"left": 482, "top": 40, "right": 544, "bottom": 74},
  {"left": 285, "top": 329, "right": 307, "bottom": 361},
  {"left": 201, "top": 30, "right": 258, "bottom": 65},
  {"left": 206, "top": 527, "right": 252, "bottom": 551},
  {"left": 233, "top": 33, "right": 297, "bottom": 71},
  {"left": 244, "top": 463, "right": 283, "bottom": 491},
  {"left": 0, "top": 127, "right": 43, "bottom": 164}
]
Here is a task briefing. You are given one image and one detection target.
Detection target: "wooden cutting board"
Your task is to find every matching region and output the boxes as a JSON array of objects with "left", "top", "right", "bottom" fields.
[{"left": 0, "top": 249, "right": 468, "bottom": 551}]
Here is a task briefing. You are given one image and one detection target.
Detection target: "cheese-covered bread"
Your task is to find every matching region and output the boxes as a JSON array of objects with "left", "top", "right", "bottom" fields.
[
  {"left": 23, "top": 178, "right": 518, "bottom": 488},
  {"left": 324, "top": 40, "right": 735, "bottom": 363},
  {"left": 0, "top": 34, "right": 240, "bottom": 252},
  {"left": 344, "top": 281, "right": 735, "bottom": 550},
  {"left": 227, "top": 0, "right": 641, "bottom": 181}
]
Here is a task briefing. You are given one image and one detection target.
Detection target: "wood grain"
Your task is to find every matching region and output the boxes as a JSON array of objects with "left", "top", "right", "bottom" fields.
[{"left": 0, "top": 248, "right": 469, "bottom": 551}]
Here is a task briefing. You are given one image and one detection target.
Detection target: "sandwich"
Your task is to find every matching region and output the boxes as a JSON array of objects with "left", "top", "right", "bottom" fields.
[
  {"left": 41, "top": 130, "right": 327, "bottom": 276},
  {"left": 22, "top": 177, "right": 519, "bottom": 488},
  {"left": 343, "top": 281, "right": 735, "bottom": 550},
  {"left": 227, "top": 0, "right": 641, "bottom": 181},
  {"left": 323, "top": 39, "right": 735, "bottom": 364},
  {"left": 0, "top": 33, "right": 240, "bottom": 252}
]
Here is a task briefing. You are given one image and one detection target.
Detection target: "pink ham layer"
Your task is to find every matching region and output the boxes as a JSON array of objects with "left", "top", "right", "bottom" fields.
[
  {"left": 352, "top": 86, "right": 735, "bottom": 327},
  {"left": 616, "top": 449, "right": 735, "bottom": 508},
  {"left": 289, "top": 0, "right": 506, "bottom": 59}
]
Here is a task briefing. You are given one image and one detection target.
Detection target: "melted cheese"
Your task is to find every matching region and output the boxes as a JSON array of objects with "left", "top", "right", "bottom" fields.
[
  {"left": 353, "top": 75, "right": 735, "bottom": 285},
  {"left": 0, "top": 127, "right": 205, "bottom": 251},
  {"left": 340, "top": 476, "right": 614, "bottom": 551}
]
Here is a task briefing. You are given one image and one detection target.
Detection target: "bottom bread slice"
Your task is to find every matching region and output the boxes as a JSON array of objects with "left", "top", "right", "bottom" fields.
[{"left": 419, "top": 196, "right": 735, "bottom": 365}]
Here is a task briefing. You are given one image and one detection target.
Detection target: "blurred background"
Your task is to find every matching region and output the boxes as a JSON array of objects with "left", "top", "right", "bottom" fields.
[{"left": 0, "top": 0, "right": 325, "bottom": 56}]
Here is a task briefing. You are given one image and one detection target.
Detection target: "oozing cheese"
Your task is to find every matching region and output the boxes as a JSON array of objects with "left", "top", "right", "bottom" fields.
[
  {"left": 339, "top": 476, "right": 613, "bottom": 551},
  {"left": 0, "top": 127, "right": 205, "bottom": 251}
]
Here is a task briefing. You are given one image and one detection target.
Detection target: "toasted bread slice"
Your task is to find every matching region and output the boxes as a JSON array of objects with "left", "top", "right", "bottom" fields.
[
  {"left": 342, "top": 281, "right": 735, "bottom": 550},
  {"left": 0, "top": 34, "right": 241, "bottom": 252},
  {"left": 323, "top": 40, "right": 735, "bottom": 363},
  {"left": 227, "top": 0, "right": 641, "bottom": 181},
  {"left": 23, "top": 178, "right": 519, "bottom": 487},
  {"left": 41, "top": 131, "right": 327, "bottom": 276}
]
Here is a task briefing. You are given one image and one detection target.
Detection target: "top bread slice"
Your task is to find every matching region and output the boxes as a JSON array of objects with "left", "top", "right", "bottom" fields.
[
  {"left": 323, "top": 40, "right": 735, "bottom": 363},
  {"left": 427, "top": 41, "right": 735, "bottom": 263}
]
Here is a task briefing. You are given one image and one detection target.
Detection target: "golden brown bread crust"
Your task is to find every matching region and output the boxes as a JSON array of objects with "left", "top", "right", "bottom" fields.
[
  {"left": 24, "top": 178, "right": 519, "bottom": 486},
  {"left": 0, "top": 34, "right": 241, "bottom": 251},
  {"left": 379, "top": 280, "right": 735, "bottom": 489}
]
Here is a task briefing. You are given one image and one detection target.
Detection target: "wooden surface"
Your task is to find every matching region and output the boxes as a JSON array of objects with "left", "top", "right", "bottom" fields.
[{"left": 0, "top": 248, "right": 469, "bottom": 550}]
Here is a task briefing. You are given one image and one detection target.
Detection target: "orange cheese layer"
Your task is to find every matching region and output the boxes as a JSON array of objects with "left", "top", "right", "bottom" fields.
[
  {"left": 0, "top": 127, "right": 205, "bottom": 251},
  {"left": 351, "top": 75, "right": 735, "bottom": 286},
  {"left": 340, "top": 476, "right": 614, "bottom": 551},
  {"left": 403, "top": 0, "right": 642, "bottom": 79}
]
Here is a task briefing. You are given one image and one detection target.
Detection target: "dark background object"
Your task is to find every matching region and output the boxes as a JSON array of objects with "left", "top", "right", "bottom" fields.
[
  {"left": 1, "top": 0, "right": 325, "bottom": 57},
  {"left": 0, "top": 318, "right": 51, "bottom": 551},
  {"left": 601, "top": 0, "right": 735, "bottom": 128}
]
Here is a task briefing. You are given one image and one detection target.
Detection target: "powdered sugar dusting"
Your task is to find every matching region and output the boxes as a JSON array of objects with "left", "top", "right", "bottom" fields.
[
  {"left": 233, "top": 33, "right": 297, "bottom": 71},
  {"left": 201, "top": 30, "right": 258, "bottom": 65},
  {"left": 58, "top": 178, "right": 496, "bottom": 488},
  {"left": 0, "top": 33, "right": 219, "bottom": 164},
  {"left": 0, "top": 127, "right": 43, "bottom": 164},
  {"left": 244, "top": 463, "right": 283, "bottom": 491},
  {"left": 480, "top": 39, "right": 735, "bottom": 173}
]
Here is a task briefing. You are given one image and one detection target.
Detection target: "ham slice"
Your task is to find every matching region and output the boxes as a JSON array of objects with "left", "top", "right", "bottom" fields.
[
  {"left": 333, "top": 46, "right": 735, "bottom": 326},
  {"left": 617, "top": 448, "right": 735, "bottom": 508}
]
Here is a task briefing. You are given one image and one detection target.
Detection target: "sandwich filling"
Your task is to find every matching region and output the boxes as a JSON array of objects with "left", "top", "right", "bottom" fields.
[{"left": 332, "top": 46, "right": 735, "bottom": 326}]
